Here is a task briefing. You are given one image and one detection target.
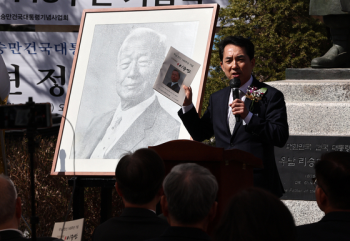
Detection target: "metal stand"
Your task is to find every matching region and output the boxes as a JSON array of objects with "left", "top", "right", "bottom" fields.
[
  {"left": 68, "top": 177, "right": 115, "bottom": 223},
  {"left": 0, "top": 130, "right": 7, "bottom": 175},
  {"left": 27, "top": 98, "right": 38, "bottom": 241}
]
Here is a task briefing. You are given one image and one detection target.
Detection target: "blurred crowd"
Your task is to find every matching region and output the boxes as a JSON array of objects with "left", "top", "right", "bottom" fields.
[{"left": 1, "top": 149, "right": 349, "bottom": 241}]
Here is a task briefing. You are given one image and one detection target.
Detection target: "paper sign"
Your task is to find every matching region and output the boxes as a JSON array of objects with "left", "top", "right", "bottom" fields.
[
  {"left": 51, "top": 218, "right": 84, "bottom": 241},
  {"left": 153, "top": 46, "right": 200, "bottom": 106}
]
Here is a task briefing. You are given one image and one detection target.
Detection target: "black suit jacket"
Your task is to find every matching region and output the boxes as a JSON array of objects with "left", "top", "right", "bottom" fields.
[
  {"left": 92, "top": 208, "right": 169, "bottom": 241},
  {"left": 0, "top": 230, "right": 56, "bottom": 241},
  {"left": 166, "top": 82, "right": 180, "bottom": 93},
  {"left": 296, "top": 211, "right": 350, "bottom": 241},
  {"left": 146, "top": 227, "right": 211, "bottom": 241},
  {"left": 179, "top": 77, "right": 289, "bottom": 197}
]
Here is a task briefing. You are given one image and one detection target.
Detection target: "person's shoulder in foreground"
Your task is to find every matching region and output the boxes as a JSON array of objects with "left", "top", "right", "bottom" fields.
[
  {"left": 92, "top": 148, "right": 169, "bottom": 241},
  {"left": 296, "top": 151, "right": 350, "bottom": 241},
  {"left": 93, "top": 208, "right": 169, "bottom": 241},
  {"left": 0, "top": 175, "right": 56, "bottom": 241},
  {"left": 147, "top": 226, "right": 211, "bottom": 241},
  {"left": 146, "top": 163, "right": 218, "bottom": 241},
  {"left": 297, "top": 212, "right": 350, "bottom": 241},
  {"left": 213, "top": 187, "right": 296, "bottom": 241},
  {"left": 0, "top": 230, "right": 56, "bottom": 241}
]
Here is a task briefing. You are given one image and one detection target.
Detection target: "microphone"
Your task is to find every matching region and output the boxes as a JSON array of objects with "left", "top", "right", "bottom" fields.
[{"left": 229, "top": 77, "right": 241, "bottom": 122}]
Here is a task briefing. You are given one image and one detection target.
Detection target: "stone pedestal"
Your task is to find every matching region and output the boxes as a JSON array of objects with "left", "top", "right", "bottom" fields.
[{"left": 267, "top": 68, "right": 350, "bottom": 225}]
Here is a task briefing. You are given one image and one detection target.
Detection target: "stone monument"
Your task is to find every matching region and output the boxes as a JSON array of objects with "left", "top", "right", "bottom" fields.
[
  {"left": 246, "top": 0, "right": 350, "bottom": 227},
  {"left": 268, "top": 68, "right": 350, "bottom": 225},
  {"left": 309, "top": 0, "right": 350, "bottom": 68}
]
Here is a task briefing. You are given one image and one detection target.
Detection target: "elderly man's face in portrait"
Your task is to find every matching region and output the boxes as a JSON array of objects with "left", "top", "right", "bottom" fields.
[
  {"left": 116, "top": 38, "right": 157, "bottom": 103},
  {"left": 171, "top": 70, "right": 180, "bottom": 83}
]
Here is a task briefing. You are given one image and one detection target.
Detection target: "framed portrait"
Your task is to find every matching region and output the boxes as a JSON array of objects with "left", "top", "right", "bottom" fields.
[{"left": 51, "top": 4, "right": 219, "bottom": 176}]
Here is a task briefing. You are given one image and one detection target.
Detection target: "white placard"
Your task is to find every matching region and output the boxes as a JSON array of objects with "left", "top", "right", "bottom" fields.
[
  {"left": 51, "top": 218, "right": 84, "bottom": 241},
  {"left": 153, "top": 46, "right": 200, "bottom": 106},
  {"left": 0, "top": 0, "right": 228, "bottom": 25},
  {"left": 2, "top": 31, "right": 78, "bottom": 113}
]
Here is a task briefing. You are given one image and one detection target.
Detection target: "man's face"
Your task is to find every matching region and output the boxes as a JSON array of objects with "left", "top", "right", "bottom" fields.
[
  {"left": 171, "top": 70, "right": 180, "bottom": 83},
  {"left": 116, "top": 38, "right": 157, "bottom": 101},
  {"left": 220, "top": 44, "right": 255, "bottom": 86}
]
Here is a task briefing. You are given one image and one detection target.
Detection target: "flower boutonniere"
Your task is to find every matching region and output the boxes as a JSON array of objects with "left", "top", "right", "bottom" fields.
[{"left": 246, "top": 86, "right": 267, "bottom": 111}]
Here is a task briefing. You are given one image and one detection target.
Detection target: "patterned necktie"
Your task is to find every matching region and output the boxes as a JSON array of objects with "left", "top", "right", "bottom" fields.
[
  {"left": 229, "top": 90, "right": 245, "bottom": 134},
  {"left": 229, "top": 111, "right": 236, "bottom": 135}
]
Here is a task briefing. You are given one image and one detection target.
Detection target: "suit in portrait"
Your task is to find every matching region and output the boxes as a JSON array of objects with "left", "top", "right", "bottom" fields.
[
  {"left": 166, "top": 82, "right": 181, "bottom": 93},
  {"left": 179, "top": 77, "right": 289, "bottom": 197},
  {"left": 296, "top": 211, "right": 350, "bottom": 241},
  {"left": 77, "top": 97, "right": 180, "bottom": 159},
  {"left": 146, "top": 227, "right": 211, "bottom": 241},
  {"left": 92, "top": 208, "right": 169, "bottom": 241},
  {"left": 0, "top": 230, "right": 55, "bottom": 241}
]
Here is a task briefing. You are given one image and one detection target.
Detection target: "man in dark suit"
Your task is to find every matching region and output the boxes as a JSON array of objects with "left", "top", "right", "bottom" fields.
[
  {"left": 179, "top": 36, "right": 289, "bottom": 197},
  {"left": 92, "top": 148, "right": 169, "bottom": 241},
  {"left": 0, "top": 175, "right": 54, "bottom": 241},
  {"left": 147, "top": 163, "right": 218, "bottom": 241},
  {"left": 166, "top": 69, "right": 181, "bottom": 93},
  {"left": 297, "top": 151, "right": 350, "bottom": 241}
]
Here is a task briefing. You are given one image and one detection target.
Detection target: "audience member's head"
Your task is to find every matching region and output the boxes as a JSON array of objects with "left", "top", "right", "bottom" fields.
[
  {"left": 0, "top": 174, "right": 21, "bottom": 230},
  {"left": 214, "top": 187, "right": 296, "bottom": 241},
  {"left": 115, "top": 148, "right": 165, "bottom": 209},
  {"left": 314, "top": 151, "right": 350, "bottom": 213},
  {"left": 161, "top": 163, "right": 218, "bottom": 230}
]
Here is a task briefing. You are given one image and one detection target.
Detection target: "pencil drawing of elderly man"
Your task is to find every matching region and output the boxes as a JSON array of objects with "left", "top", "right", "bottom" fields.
[{"left": 76, "top": 28, "right": 181, "bottom": 159}]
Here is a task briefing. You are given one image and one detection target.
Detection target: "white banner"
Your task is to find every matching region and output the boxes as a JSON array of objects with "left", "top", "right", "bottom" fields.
[
  {"left": 0, "top": 0, "right": 228, "bottom": 25},
  {"left": 2, "top": 31, "right": 78, "bottom": 114}
]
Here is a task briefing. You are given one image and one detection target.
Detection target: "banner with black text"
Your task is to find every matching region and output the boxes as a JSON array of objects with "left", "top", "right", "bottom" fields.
[
  {"left": 1, "top": 0, "right": 228, "bottom": 25},
  {"left": 2, "top": 31, "right": 78, "bottom": 114}
]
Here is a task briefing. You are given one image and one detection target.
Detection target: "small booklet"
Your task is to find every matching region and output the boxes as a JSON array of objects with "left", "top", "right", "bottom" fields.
[{"left": 153, "top": 46, "right": 201, "bottom": 106}]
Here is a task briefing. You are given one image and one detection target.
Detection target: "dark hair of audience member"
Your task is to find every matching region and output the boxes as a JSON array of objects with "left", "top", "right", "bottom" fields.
[
  {"left": 315, "top": 151, "right": 350, "bottom": 209},
  {"left": 115, "top": 148, "right": 165, "bottom": 205},
  {"left": 214, "top": 187, "right": 296, "bottom": 241},
  {"left": 219, "top": 36, "right": 255, "bottom": 61}
]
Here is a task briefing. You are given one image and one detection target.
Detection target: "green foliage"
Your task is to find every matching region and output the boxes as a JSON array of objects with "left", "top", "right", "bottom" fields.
[
  {"left": 203, "top": 0, "right": 330, "bottom": 113},
  {"left": 5, "top": 135, "right": 123, "bottom": 241}
]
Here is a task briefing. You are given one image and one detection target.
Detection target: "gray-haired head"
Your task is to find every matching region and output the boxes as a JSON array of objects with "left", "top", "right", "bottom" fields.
[
  {"left": 116, "top": 27, "right": 167, "bottom": 105},
  {"left": 0, "top": 174, "right": 17, "bottom": 225},
  {"left": 118, "top": 27, "right": 167, "bottom": 64},
  {"left": 163, "top": 163, "right": 218, "bottom": 224}
]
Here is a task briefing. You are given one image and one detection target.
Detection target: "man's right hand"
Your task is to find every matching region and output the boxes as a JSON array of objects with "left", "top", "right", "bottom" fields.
[{"left": 183, "top": 85, "right": 192, "bottom": 106}]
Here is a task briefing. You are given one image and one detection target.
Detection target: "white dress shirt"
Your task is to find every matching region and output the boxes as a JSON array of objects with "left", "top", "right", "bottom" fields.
[
  {"left": 91, "top": 94, "right": 156, "bottom": 158},
  {"left": 182, "top": 75, "right": 254, "bottom": 126}
]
